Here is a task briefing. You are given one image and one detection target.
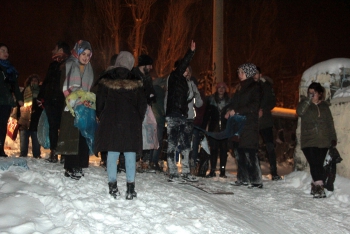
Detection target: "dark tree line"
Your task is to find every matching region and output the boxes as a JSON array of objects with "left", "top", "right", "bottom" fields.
[{"left": 65, "top": 0, "right": 321, "bottom": 108}]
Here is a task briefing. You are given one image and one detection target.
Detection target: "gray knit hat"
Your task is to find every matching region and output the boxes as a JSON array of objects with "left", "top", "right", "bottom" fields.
[{"left": 238, "top": 63, "right": 258, "bottom": 79}]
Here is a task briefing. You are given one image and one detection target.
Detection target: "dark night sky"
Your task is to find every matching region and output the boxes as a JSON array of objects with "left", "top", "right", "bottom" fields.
[{"left": 1, "top": 0, "right": 350, "bottom": 86}]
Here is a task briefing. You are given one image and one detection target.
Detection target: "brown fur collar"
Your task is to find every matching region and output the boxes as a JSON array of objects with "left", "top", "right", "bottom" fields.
[{"left": 99, "top": 78, "right": 143, "bottom": 90}]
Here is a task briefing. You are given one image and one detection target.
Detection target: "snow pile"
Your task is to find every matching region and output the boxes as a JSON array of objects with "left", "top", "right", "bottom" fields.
[
  {"left": 0, "top": 153, "right": 350, "bottom": 233},
  {"left": 300, "top": 58, "right": 350, "bottom": 103}
]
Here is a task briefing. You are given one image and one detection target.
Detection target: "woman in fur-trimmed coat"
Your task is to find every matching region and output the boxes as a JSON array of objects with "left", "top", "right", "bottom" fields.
[{"left": 95, "top": 51, "right": 147, "bottom": 200}]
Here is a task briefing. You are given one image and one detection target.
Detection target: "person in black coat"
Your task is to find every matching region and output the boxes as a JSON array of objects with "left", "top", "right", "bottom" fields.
[
  {"left": 226, "top": 63, "right": 263, "bottom": 188},
  {"left": 202, "top": 82, "right": 230, "bottom": 178},
  {"left": 95, "top": 51, "right": 147, "bottom": 200},
  {"left": 38, "top": 41, "right": 70, "bottom": 163},
  {"left": 132, "top": 54, "right": 157, "bottom": 168},
  {"left": 165, "top": 40, "right": 196, "bottom": 181},
  {"left": 0, "top": 43, "right": 23, "bottom": 157},
  {"left": 254, "top": 67, "right": 281, "bottom": 181}
]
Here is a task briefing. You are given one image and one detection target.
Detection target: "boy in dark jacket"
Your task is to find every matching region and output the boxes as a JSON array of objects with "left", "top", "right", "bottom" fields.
[
  {"left": 254, "top": 67, "right": 281, "bottom": 181},
  {"left": 165, "top": 40, "right": 196, "bottom": 182},
  {"left": 38, "top": 41, "right": 70, "bottom": 163}
]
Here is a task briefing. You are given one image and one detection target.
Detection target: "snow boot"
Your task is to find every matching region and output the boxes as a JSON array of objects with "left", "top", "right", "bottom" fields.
[
  {"left": 100, "top": 159, "right": 107, "bottom": 169},
  {"left": 247, "top": 183, "right": 263, "bottom": 189},
  {"left": 230, "top": 181, "right": 249, "bottom": 186},
  {"left": 0, "top": 140, "right": 8, "bottom": 157},
  {"left": 150, "top": 162, "right": 162, "bottom": 172},
  {"left": 108, "top": 181, "right": 120, "bottom": 199},
  {"left": 46, "top": 150, "right": 58, "bottom": 163},
  {"left": 206, "top": 170, "right": 216, "bottom": 178},
  {"left": 60, "top": 155, "right": 65, "bottom": 164},
  {"left": 168, "top": 174, "right": 185, "bottom": 183},
  {"left": 181, "top": 173, "right": 199, "bottom": 182},
  {"left": 219, "top": 168, "right": 227, "bottom": 178},
  {"left": 271, "top": 174, "right": 282, "bottom": 181},
  {"left": 310, "top": 183, "right": 316, "bottom": 195},
  {"left": 313, "top": 185, "right": 326, "bottom": 198},
  {"left": 126, "top": 182, "right": 137, "bottom": 200},
  {"left": 71, "top": 168, "right": 83, "bottom": 180}
]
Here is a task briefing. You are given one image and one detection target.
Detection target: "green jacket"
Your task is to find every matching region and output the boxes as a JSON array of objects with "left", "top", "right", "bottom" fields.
[
  {"left": 0, "top": 64, "right": 23, "bottom": 106},
  {"left": 297, "top": 97, "right": 337, "bottom": 149}
]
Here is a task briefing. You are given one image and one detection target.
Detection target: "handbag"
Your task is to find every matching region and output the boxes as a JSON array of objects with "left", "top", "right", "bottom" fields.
[{"left": 7, "top": 117, "right": 20, "bottom": 141}]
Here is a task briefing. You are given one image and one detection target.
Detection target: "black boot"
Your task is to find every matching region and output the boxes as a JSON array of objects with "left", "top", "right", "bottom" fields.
[
  {"left": 60, "top": 155, "right": 65, "bottom": 164},
  {"left": 219, "top": 168, "right": 227, "bottom": 178},
  {"left": 313, "top": 185, "right": 326, "bottom": 198},
  {"left": 310, "top": 183, "right": 316, "bottom": 195},
  {"left": 206, "top": 170, "right": 216, "bottom": 178},
  {"left": 126, "top": 182, "right": 137, "bottom": 200},
  {"left": 46, "top": 150, "right": 58, "bottom": 163},
  {"left": 0, "top": 140, "right": 8, "bottom": 157},
  {"left": 108, "top": 181, "right": 120, "bottom": 199}
]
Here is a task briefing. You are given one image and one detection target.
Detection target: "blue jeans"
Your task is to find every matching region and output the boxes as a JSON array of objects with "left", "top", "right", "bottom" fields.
[
  {"left": 20, "top": 130, "right": 41, "bottom": 157},
  {"left": 107, "top": 152, "right": 136, "bottom": 183}
]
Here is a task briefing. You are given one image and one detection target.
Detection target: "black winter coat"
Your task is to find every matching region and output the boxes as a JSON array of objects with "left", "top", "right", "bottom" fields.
[
  {"left": 166, "top": 49, "right": 195, "bottom": 118},
  {"left": 132, "top": 67, "right": 156, "bottom": 105},
  {"left": 202, "top": 92, "right": 230, "bottom": 132},
  {"left": 0, "top": 64, "right": 22, "bottom": 107},
  {"left": 227, "top": 78, "right": 261, "bottom": 149},
  {"left": 38, "top": 61, "right": 66, "bottom": 106},
  {"left": 258, "top": 78, "right": 276, "bottom": 130},
  {"left": 94, "top": 68, "right": 147, "bottom": 154}
]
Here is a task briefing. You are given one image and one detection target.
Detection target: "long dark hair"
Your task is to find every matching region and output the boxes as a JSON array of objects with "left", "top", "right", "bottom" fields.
[
  {"left": 24, "top": 74, "right": 40, "bottom": 87},
  {"left": 308, "top": 82, "right": 325, "bottom": 100},
  {"left": 0, "top": 43, "right": 8, "bottom": 51}
]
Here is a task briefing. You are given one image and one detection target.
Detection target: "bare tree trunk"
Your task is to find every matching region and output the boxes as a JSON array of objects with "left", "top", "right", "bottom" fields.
[
  {"left": 81, "top": 0, "right": 121, "bottom": 69},
  {"left": 126, "top": 0, "right": 157, "bottom": 63},
  {"left": 213, "top": 0, "right": 224, "bottom": 84},
  {"left": 155, "top": 0, "right": 200, "bottom": 77}
]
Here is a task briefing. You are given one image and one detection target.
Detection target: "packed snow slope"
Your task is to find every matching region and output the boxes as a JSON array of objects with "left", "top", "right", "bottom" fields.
[{"left": 0, "top": 153, "right": 349, "bottom": 234}]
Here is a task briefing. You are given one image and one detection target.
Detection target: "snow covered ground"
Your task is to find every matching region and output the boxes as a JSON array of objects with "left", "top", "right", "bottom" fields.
[{"left": 1, "top": 141, "right": 350, "bottom": 234}]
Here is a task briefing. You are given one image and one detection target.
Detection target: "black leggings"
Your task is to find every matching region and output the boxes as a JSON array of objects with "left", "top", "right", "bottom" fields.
[
  {"left": 209, "top": 137, "right": 228, "bottom": 170},
  {"left": 302, "top": 147, "right": 328, "bottom": 182}
]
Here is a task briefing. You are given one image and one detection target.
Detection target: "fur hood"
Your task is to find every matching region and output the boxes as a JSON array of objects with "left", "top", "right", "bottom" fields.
[
  {"left": 98, "top": 67, "right": 143, "bottom": 90},
  {"left": 99, "top": 78, "right": 143, "bottom": 90}
]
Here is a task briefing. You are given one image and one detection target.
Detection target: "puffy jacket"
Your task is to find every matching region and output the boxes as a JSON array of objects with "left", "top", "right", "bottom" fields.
[{"left": 297, "top": 97, "right": 337, "bottom": 149}]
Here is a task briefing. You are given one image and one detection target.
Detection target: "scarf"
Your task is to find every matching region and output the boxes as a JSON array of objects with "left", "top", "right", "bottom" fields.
[
  {"left": 0, "top": 59, "right": 18, "bottom": 82},
  {"left": 63, "top": 40, "right": 93, "bottom": 97},
  {"left": 52, "top": 52, "right": 68, "bottom": 63},
  {"left": 23, "top": 85, "right": 40, "bottom": 107}
]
